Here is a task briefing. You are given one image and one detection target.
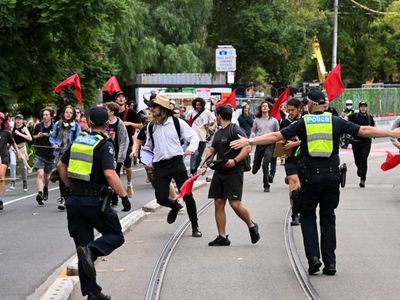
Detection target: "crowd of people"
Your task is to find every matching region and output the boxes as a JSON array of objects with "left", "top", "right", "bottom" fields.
[{"left": 1, "top": 89, "right": 399, "bottom": 299}]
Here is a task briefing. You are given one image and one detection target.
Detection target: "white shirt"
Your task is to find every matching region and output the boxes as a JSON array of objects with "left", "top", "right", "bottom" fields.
[
  {"left": 145, "top": 117, "right": 199, "bottom": 162},
  {"left": 186, "top": 109, "right": 215, "bottom": 141}
]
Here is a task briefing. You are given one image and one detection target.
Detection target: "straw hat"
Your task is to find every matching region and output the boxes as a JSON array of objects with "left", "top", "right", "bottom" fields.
[{"left": 153, "top": 95, "right": 171, "bottom": 110}]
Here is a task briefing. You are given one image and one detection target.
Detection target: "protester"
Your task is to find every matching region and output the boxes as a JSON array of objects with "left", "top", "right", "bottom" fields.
[
  {"left": 114, "top": 91, "right": 143, "bottom": 198},
  {"left": 50, "top": 105, "right": 80, "bottom": 210},
  {"left": 105, "top": 102, "right": 129, "bottom": 207},
  {"left": 0, "top": 112, "right": 22, "bottom": 210},
  {"left": 201, "top": 105, "right": 260, "bottom": 246},
  {"left": 280, "top": 98, "right": 302, "bottom": 225},
  {"left": 186, "top": 97, "right": 215, "bottom": 175},
  {"left": 10, "top": 114, "right": 32, "bottom": 192},
  {"left": 75, "top": 106, "right": 89, "bottom": 132},
  {"left": 32, "top": 107, "right": 55, "bottom": 205},
  {"left": 238, "top": 103, "right": 254, "bottom": 138},
  {"left": 251, "top": 101, "right": 279, "bottom": 192},
  {"left": 143, "top": 95, "right": 202, "bottom": 237}
]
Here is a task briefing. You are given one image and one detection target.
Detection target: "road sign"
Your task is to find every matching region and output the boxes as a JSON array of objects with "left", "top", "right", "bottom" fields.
[{"left": 216, "top": 46, "right": 236, "bottom": 72}]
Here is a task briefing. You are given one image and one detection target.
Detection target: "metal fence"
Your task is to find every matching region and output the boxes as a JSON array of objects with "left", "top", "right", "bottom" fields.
[{"left": 331, "top": 88, "right": 400, "bottom": 116}]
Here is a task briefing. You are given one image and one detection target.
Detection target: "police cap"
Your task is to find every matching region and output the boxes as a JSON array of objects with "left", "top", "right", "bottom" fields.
[
  {"left": 307, "top": 90, "right": 326, "bottom": 105},
  {"left": 89, "top": 107, "right": 109, "bottom": 126}
]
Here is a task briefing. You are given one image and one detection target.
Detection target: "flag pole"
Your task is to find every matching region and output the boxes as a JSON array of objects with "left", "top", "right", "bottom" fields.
[{"left": 332, "top": 0, "right": 339, "bottom": 68}]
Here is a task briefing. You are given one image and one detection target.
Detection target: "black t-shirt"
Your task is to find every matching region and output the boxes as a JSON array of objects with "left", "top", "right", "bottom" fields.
[
  {"left": 116, "top": 108, "right": 142, "bottom": 145},
  {"left": 211, "top": 124, "right": 246, "bottom": 173},
  {"left": 280, "top": 113, "right": 360, "bottom": 167},
  {"left": 348, "top": 113, "right": 375, "bottom": 143},
  {"left": 61, "top": 135, "right": 116, "bottom": 186},
  {"left": 13, "top": 125, "right": 27, "bottom": 145},
  {"left": 33, "top": 122, "right": 54, "bottom": 160},
  {"left": 280, "top": 117, "right": 300, "bottom": 159},
  {"left": 0, "top": 129, "right": 14, "bottom": 158},
  {"left": 137, "top": 126, "right": 146, "bottom": 142}
]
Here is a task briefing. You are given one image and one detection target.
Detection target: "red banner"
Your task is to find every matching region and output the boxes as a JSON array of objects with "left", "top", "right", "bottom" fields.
[{"left": 54, "top": 73, "right": 82, "bottom": 105}]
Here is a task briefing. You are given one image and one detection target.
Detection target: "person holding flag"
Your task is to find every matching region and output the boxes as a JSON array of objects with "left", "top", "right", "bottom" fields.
[{"left": 200, "top": 105, "right": 260, "bottom": 246}]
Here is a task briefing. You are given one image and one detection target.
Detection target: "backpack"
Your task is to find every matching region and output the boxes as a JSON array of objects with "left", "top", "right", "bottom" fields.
[
  {"left": 148, "top": 117, "right": 181, "bottom": 149},
  {"left": 215, "top": 123, "right": 251, "bottom": 172}
]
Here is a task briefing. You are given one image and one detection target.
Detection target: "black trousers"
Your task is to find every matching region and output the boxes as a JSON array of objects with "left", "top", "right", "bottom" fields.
[
  {"left": 153, "top": 156, "right": 198, "bottom": 227},
  {"left": 253, "top": 144, "right": 274, "bottom": 188},
  {"left": 300, "top": 174, "right": 340, "bottom": 266},
  {"left": 352, "top": 141, "right": 371, "bottom": 181},
  {"left": 66, "top": 203, "right": 124, "bottom": 296}
]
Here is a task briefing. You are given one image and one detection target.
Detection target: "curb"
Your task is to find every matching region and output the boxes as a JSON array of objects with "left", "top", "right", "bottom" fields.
[{"left": 40, "top": 179, "right": 207, "bottom": 300}]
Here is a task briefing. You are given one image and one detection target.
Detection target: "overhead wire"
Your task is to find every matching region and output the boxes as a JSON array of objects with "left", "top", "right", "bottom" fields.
[{"left": 348, "top": 0, "right": 400, "bottom": 15}]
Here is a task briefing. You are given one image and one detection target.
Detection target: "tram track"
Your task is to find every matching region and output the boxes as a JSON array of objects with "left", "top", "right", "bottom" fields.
[{"left": 145, "top": 196, "right": 321, "bottom": 300}]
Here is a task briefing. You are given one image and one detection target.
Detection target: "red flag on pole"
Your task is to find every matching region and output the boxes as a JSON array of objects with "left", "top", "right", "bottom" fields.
[
  {"left": 215, "top": 90, "right": 237, "bottom": 109},
  {"left": 103, "top": 76, "right": 121, "bottom": 95},
  {"left": 271, "top": 87, "right": 290, "bottom": 121},
  {"left": 54, "top": 73, "right": 82, "bottom": 105},
  {"left": 381, "top": 151, "right": 400, "bottom": 171},
  {"left": 177, "top": 173, "right": 201, "bottom": 199},
  {"left": 324, "top": 64, "right": 345, "bottom": 101}
]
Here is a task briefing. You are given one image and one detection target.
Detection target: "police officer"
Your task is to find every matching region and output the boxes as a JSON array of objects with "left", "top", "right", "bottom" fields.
[
  {"left": 57, "top": 107, "right": 130, "bottom": 300},
  {"left": 348, "top": 101, "right": 375, "bottom": 188},
  {"left": 231, "top": 90, "right": 394, "bottom": 276}
]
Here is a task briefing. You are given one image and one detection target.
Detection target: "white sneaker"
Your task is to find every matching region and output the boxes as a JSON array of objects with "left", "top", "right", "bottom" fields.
[
  {"left": 7, "top": 182, "right": 15, "bottom": 191},
  {"left": 57, "top": 197, "right": 66, "bottom": 211}
]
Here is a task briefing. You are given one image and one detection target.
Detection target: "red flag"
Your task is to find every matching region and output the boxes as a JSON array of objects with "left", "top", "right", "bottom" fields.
[
  {"left": 103, "top": 76, "right": 121, "bottom": 95},
  {"left": 381, "top": 151, "right": 400, "bottom": 171},
  {"left": 177, "top": 173, "right": 201, "bottom": 199},
  {"left": 215, "top": 90, "right": 237, "bottom": 109},
  {"left": 271, "top": 87, "right": 290, "bottom": 121},
  {"left": 54, "top": 73, "right": 82, "bottom": 105},
  {"left": 324, "top": 64, "right": 345, "bottom": 101}
]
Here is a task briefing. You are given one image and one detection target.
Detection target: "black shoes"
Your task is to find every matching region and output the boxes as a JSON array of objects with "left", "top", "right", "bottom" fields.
[
  {"left": 167, "top": 203, "right": 183, "bottom": 224},
  {"left": 192, "top": 227, "right": 202, "bottom": 237},
  {"left": 268, "top": 174, "right": 274, "bottom": 183},
  {"left": 251, "top": 167, "right": 258, "bottom": 175},
  {"left": 0, "top": 200, "right": 3, "bottom": 210},
  {"left": 290, "top": 214, "right": 300, "bottom": 226},
  {"left": 77, "top": 246, "right": 96, "bottom": 281},
  {"left": 87, "top": 292, "right": 111, "bottom": 300},
  {"left": 264, "top": 187, "right": 270, "bottom": 192},
  {"left": 36, "top": 193, "right": 44, "bottom": 206},
  {"left": 43, "top": 186, "right": 48, "bottom": 201},
  {"left": 208, "top": 235, "right": 231, "bottom": 246},
  {"left": 323, "top": 264, "right": 336, "bottom": 275},
  {"left": 308, "top": 257, "right": 322, "bottom": 275},
  {"left": 359, "top": 180, "right": 365, "bottom": 188},
  {"left": 249, "top": 222, "right": 260, "bottom": 244}
]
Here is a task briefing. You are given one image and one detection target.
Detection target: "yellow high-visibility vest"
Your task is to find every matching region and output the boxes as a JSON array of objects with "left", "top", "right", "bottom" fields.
[
  {"left": 304, "top": 112, "right": 333, "bottom": 158},
  {"left": 68, "top": 132, "right": 104, "bottom": 182}
]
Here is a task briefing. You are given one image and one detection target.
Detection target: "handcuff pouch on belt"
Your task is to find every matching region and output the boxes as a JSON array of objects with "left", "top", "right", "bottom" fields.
[
  {"left": 299, "top": 162, "right": 346, "bottom": 187},
  {"left": 69, "top": 185, "right": 111, "bottom": 212}
]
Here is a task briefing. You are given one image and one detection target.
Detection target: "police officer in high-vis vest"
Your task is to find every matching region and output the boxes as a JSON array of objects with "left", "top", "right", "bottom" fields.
[
  {"left": 57, "top": 107, "right": 130, "bottom": 300},
  {"left": 230, "top": 90, "right": 394, "bottom": 276}
]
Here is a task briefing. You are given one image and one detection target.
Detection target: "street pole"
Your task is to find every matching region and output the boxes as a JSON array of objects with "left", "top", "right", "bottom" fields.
[{"left": 332, "top": 0, "right": 339, "bottom": 68}]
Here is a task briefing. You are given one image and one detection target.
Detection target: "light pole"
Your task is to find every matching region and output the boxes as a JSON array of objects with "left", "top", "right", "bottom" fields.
[{"left": 332, "top": 0, "right": 339, "bottom": 68}]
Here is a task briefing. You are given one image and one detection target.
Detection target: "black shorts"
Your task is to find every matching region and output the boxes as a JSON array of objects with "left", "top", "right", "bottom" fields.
[
  {"left": 0, "top": 154, "right": 9, "bottom": 166},
  {"left": 284, "top": 157, "right": 299, "bottom": 176},
  {"left": 123, "top": 145, "right": 133, "bottom": 168},
  {"left": 208, "top": 171, "right": 243, "bottom": 200}
]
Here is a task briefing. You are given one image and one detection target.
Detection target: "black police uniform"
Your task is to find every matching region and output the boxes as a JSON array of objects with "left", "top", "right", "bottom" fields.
[
  {"left": 60, "top": 134, "right": 124, "bottom": 296},
  {"left": 281, "top": 112, "right": 360, "bottom": 270},
  {"left": 348, "top": 112, "right": 375, "bottom": 183}
]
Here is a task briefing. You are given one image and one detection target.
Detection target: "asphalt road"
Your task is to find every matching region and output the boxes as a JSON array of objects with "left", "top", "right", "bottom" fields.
[{"left": 0, "top": 162, "right": 160, "bottom": 300}]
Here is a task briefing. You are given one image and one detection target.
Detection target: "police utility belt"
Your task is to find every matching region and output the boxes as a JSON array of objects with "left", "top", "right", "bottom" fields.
[{"left": 299, "top": 163, "right": 347, "bottom": 187}]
